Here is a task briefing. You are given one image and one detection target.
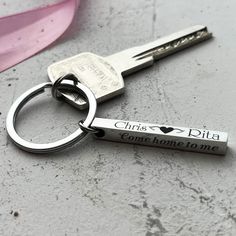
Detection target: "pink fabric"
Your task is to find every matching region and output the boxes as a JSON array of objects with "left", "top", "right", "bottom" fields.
[{"left": 0, "top": 0, "right": 80, "bottom": 72}]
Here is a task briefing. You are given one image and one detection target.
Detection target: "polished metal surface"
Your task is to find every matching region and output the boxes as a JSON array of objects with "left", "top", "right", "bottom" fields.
[
  {"left": 91, "top": 118, "right": 228, "bottom": 155},
  {"left": 48, "top": 25, "right": 212, "bottom": 109},
  {"left": 6, "top": 82, "right": 97, "bottom": 153}
]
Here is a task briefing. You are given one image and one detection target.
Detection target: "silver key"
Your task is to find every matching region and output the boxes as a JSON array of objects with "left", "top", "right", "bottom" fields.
[{"left": 48, "top": 25, "right": 212, "bottom": 109}]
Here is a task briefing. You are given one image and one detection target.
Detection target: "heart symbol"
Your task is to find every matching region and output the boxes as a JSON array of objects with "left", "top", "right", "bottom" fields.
[{"left": 160, "top": 127, "right": 174, "bottom": 134}]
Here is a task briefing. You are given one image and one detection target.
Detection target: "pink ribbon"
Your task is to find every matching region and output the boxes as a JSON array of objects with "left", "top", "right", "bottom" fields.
[{"left": 0, "top": 0, "right": 80, "bottom": 72}]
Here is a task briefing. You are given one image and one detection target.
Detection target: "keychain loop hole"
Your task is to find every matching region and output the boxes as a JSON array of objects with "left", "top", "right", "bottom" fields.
[{"left": 52, "top": 73, "right": 79, "bottom": 100}]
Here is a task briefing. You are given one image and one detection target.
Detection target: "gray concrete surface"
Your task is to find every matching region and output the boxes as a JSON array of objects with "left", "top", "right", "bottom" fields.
[{"left": 1, "top": 0, "right": 236, "bottom": 235}]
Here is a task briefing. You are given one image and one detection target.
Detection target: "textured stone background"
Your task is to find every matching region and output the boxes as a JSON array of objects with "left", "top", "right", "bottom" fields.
[{"left": 1, "top": 0, "right": 236, "bottom": 235}]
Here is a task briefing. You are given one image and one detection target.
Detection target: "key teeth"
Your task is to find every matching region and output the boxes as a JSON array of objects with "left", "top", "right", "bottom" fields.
[{"left": 134, "top": 26, "right": 213, "bottom": 61}]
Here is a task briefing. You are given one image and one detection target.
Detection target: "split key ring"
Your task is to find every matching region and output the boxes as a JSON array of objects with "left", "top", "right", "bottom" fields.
[{"left": 6, "top": 75, "right": 97, "bottom": 153}]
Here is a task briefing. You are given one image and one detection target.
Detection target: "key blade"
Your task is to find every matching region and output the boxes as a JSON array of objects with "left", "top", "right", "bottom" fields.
[
  {"left": 135, "top": 25, "right": 212, "bottom": 61},
  {"left": 106, "top": 25, "right": 212, "bottom": 76}
]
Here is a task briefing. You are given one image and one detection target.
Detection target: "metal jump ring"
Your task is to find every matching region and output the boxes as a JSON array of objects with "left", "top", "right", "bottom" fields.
[
  {"left": 6, "top": 81, "right": 97, "bottom": 153},
  {"left": 78, "top": 120, "right": 99, "bottom": 134}
]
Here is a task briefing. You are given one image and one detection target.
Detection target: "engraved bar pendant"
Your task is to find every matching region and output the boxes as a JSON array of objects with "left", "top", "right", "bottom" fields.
[{"left": 91, "top": 118, "right": 228, "bottom": 155}]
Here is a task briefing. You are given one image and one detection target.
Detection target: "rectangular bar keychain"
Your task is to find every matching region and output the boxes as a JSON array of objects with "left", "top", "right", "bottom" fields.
[
  {"left": 7, "top": 76, "right": 228, "bottom": 155},
  {"left": 91, "top": 118, "right": 228, "bottom": 155}
]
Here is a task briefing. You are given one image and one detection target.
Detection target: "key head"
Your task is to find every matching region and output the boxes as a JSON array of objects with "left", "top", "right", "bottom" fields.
[{"left": 48, "top": 53, "right": 124, "bottom": 109}]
